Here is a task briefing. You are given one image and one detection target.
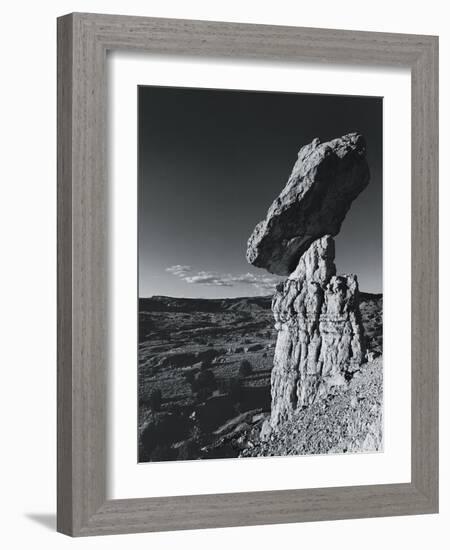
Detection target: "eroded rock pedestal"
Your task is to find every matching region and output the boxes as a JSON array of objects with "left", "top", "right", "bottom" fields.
[
  {"left": 267, "top": 236, "right": 365, "bottom": 431},
  {"left": 246, "top": 133, "right": 370, "bottom": 439}
]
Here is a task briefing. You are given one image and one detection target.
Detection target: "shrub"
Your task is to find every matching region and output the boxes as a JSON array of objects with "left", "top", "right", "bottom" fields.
[
  {"left": 200, "top": 359, "right": 212, "bottom": 371},
  {"left": 239, "top": 359, "right": 253, "bottom": 377},
  {"left": 227, "top": 377, "right": 243, "bottom": 402},
  {"left": 196, "top": 369, "right": 216, "bottom": 390},
  {"left": 149, "top": 388, "right": 162, "bottom": 411},
  {"left": 190, "top": 369, "right": 217, "bottom": 399},
  {"left": 188, "top": 422, "right": 204, "bottom": 442},
  {"left": 184, "top": 370, "right": 196, "bottom": 385}
]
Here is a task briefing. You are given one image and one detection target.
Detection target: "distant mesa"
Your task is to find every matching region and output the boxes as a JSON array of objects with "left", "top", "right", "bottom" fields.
[
  {"left": 246, "top": 133, "right": 370, "bottom": 276},
  {"left": 140, "top": 295, "right": 272, "bottom": 314}
]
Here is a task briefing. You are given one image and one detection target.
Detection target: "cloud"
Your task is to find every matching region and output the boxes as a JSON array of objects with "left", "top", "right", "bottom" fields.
[
  {"left": 166, "top": 265, "right": 282, "bottom": 293},
  {"left": 185, "top": 272, "right": 234, "bottom": 287},
  {"left": 166, "top": 265, "right": 192, "bottom": 277}
]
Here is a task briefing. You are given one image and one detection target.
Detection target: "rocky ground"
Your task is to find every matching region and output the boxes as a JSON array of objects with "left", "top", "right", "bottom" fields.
[
  {"left": 241, "top": 358, "right": 382, "bottom": 458},
  {"left": 138, "top": 292, "right": 382, "bottom": 462}
]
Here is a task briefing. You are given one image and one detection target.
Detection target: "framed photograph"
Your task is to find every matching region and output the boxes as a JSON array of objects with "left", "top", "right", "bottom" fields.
[{"left": 57, "top": 13, "right": 438, "bottom": 536}]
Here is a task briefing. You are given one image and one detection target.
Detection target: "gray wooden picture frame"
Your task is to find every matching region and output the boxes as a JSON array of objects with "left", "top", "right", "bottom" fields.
[{"left": 57, "top": 12, "right": 439, "bottom": 537}]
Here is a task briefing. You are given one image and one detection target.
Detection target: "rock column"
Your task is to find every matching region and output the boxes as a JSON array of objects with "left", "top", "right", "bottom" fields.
[{"left": 268, "top": 235, "right": 365, "bottom": 429}]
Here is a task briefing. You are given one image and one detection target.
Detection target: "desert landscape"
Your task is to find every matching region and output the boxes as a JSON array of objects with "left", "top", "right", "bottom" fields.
[
  {"left": 138, "top": 83, "right": 384, "bottom": 464},
  {"left": 139, "top": 132, "right": 383, "bottom": 462},
  {"left": 138, "top": 291, "right": 382, "bottom": 462}
]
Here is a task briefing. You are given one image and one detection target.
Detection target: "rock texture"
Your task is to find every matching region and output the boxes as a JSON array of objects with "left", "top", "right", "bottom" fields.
[
  {"left": 243, "top": 358, "right": 383, "bottom": 458},
  {"left": 246, "top": 133, "right": 369, "bottom": 276},
  {"left": 266, "top": 236, "right": 365, "bottom": 431}
]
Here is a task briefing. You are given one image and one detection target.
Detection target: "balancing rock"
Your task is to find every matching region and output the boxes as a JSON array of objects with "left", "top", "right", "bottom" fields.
[
  {"left": 246, "top": 133, "right": 369, "bottom": 276},
  {"left": 246, "top": 133, "right": 370, "bottom": 437}
]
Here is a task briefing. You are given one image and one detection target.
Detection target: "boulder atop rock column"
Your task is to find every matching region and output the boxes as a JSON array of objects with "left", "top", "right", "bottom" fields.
[{"left": 246, "top": 133, "right": 370, "bottom": 276}]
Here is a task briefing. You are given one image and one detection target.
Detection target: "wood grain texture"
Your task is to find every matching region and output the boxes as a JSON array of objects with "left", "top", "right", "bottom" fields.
[
  {"left": 57, "top": 13, "right": 74, "bottom": 535},
  {"left": 410, "top": 37, "right": 439, "bottom": 506},
  {"left": 57, "top": 12, "right": 439, "bottom": 537}
]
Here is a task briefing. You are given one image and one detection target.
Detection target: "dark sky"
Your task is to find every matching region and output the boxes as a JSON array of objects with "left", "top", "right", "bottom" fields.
[{"left": 138, "top": 86, "right": 382, "bottom": 298}]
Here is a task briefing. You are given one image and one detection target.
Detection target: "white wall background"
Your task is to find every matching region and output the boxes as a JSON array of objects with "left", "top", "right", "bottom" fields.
[{"left": 0, "top": 1, "right": 447, "bottom": 548}]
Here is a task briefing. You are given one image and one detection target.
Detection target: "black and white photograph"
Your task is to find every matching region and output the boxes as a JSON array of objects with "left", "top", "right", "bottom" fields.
[{"left": 138, "top": 85, "right": 383, "bottom": 462}]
